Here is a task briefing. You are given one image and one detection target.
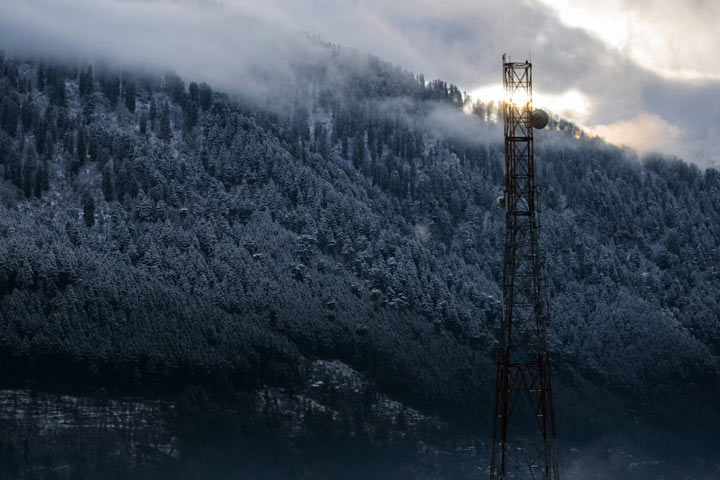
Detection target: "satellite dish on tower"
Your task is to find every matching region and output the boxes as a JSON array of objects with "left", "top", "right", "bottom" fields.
[{"left": 530, "top": 109, "right": 549, "bottom": 129}]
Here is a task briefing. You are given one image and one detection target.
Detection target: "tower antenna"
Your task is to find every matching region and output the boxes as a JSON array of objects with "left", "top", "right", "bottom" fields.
[{"left": 489, "top": 55, "right": 559, "bottom": 480}]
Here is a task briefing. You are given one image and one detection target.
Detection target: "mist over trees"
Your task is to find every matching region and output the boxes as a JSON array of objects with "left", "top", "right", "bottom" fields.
[{"left": 0, "top": 47, "right": 718, "bottom": 477}]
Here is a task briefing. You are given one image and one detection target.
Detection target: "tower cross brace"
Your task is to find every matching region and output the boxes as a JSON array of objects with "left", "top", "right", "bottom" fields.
[{"left": 489, "top": 56, "right": 560, "bottom": 480}]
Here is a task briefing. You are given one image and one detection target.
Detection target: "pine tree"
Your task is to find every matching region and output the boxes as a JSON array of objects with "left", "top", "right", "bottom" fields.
[
  {"left": 159, "top": 103, "right": 172, "bottom": 142},
  {"left": 17, "top": 259, "right": 34, "bottom": 289},
  {"left": 149, "top": 98, "right": 157, "bottom": 127},
  {"left": 5, "top": 150, "right": 21, "bottom": 188},
  {"left": 83, "top": 95, "right": 95, "bottom": 124},
  {"left": 43, "top": 134, "right": 54, "bottom": 164},
  {"left": 198, "top": 83, "right": 212, "bottom": 110},
  {"left": 124, "top": 80, "right": 136, "bottom": 113},
  {"left": 20, "top": 95, "right": 34, "bottom": 131},
  {"left": 40, "top": 156, "right": 49, "bottom": 191},
  {"left": 103, "top": 74, "right": 120, "bottom": 107},
  {"left": 102, "top": 163, "right": 114, "bottom": 201},
  {"left": 184, "top": 101, "right": 199, "bottom": 130},
  {"left": 46, "top": 67, "right": 67, "bottom": 107},
  {"left": 33, "top": 168, "right": 43, "bottom": 198},
  {"left": 189, "top": 82, "right": 199, "bottom": 103},
  {"left": 36, "top": 63, "right": 45, "bottom": 91},
  {"left": 21, "top": 150, "right": 36, "bottom": 199},
  {"left": 165, "top": 72, "right": 185, "bottom": 103},
  {"left": 352, "top": 130, "right": 365, "bottom": 169},
  {"left": 76, "top": 129, "right": 87, "bottom": 166},
  {"left": 79, "top": 65, "right": 93, "bottom": 96},
  {"left": 0, "top": 96, "right": 19, "bottom": 137},
  {"left": 83, "top": 193, "right": 95, "bottom": 227},
  {"left": 139, "top": 112, "right": 148, "bottom": 135}
]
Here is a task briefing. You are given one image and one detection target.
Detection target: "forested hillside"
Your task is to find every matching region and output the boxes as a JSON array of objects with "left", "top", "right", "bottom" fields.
[{"left": 0, "top": 48, "right": 718, "bottom": 478}]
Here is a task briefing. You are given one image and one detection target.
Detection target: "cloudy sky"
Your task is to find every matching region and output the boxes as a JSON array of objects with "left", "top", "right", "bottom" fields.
[{"left": 0, "top": 0, "right": 718, "bottom": 166}]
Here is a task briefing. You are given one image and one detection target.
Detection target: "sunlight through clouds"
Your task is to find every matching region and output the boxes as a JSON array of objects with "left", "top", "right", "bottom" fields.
[
  {"left": 535, "top": 0, "right": 720, "bottom": 81},
  {"left": 469, "top": 84, "right": 592, "bottom": 126},
  {"left": 0, "top": 0, "right": 718, "bottom": 165}
]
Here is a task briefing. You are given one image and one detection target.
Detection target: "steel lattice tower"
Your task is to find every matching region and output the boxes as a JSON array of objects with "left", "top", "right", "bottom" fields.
[{"left": 489, "top": 56, "right": 559, "bottom": 480}]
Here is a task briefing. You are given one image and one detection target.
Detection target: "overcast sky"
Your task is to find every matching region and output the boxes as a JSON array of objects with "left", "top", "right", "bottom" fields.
[{"left": 0, "top": 0, "right": 718, "bottom": 166}]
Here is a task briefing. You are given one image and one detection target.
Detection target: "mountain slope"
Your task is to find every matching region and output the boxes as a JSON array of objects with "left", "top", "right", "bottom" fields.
[{"left": 0, "top": 49, "right": 719, "bottom": 477}]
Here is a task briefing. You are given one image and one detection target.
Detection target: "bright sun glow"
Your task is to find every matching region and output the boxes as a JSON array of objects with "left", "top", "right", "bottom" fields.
[
  {"left": 468, "top": 83, "right": 592, "bottom": 126},
  {"left": 507, "top": 88, "right": 531, "bottom": 108}
]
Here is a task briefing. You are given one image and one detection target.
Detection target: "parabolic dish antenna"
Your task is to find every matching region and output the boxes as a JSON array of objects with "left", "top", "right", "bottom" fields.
[{"left": 530, "top": 109, "right": 549, "bottom": 129}]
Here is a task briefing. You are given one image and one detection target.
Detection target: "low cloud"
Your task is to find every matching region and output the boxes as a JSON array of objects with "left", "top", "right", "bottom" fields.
[
  {"left": 0, "top": 0, "right": 717, "bottom": 166},
  {"left": 423, "top": 105, "right": 501, "bottom": 146},
  {"left": 592, "top": 114, "right": 683, "bottom": 157},
  {"left": 0, "top": 0, "right": 321, "bottom": 96}
]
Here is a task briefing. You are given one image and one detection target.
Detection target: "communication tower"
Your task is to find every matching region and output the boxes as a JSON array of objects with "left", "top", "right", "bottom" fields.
[{"left": 489, "top": 55, "right": 559, "bottom": 480}]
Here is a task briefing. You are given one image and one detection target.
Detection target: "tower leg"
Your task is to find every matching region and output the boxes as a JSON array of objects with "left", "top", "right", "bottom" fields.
[{"left": 489, "top": 56, "right": 559, "bottom": 480}]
